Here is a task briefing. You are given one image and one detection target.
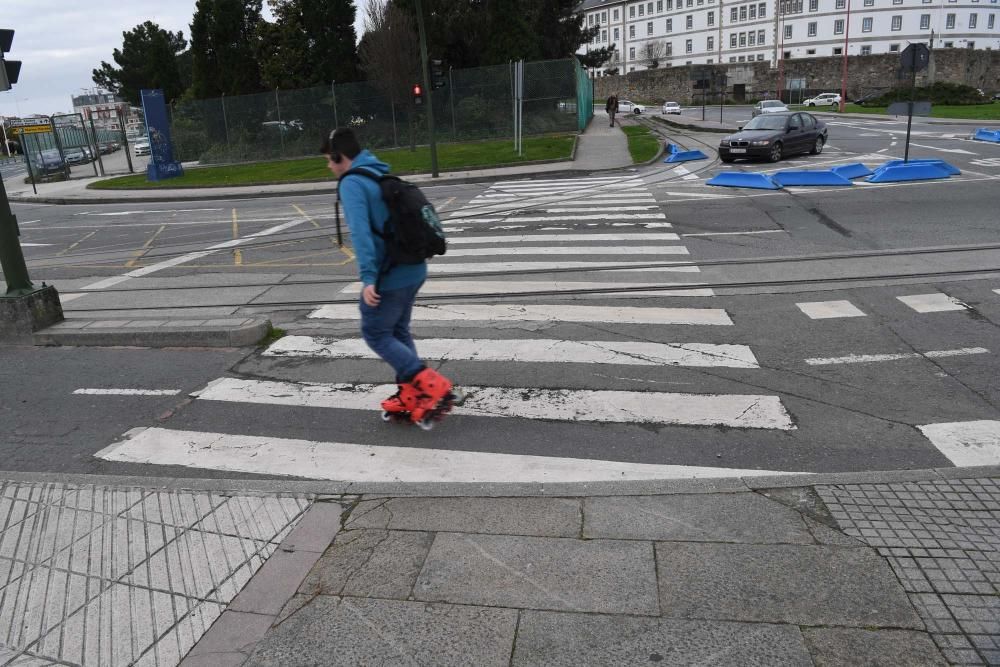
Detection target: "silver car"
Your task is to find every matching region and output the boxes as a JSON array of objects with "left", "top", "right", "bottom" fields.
[{"left": 752, "top": 100, "right": 790, "bottom": 117}]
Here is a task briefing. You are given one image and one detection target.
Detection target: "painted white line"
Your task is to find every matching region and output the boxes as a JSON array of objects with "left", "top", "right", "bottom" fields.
[
  {"left": 81, "top": 217, "right": 309, "bottom": 291},
  {"left": 896, "top": 293, "right": 968, "bottom": 313},
  {"left": 682, "top": 230, "right": 786, "bottom": 237},
  {"left": 804, "top": 347, "right": 989, "bottom": 366},
  {"left": 663, "top": 191, "right": 735, "bottom": 199},
  {"left": 917, "top": 420, "right": 1000, "bottom": 467},
  {"left": 97, "top": 427, "right": 802, "bottom": 482},
  {"left": 447, "top": 233, "right": 681, "bottom": 244},
  {"left": 194, "top": 378, "right": 795, "bottom": 430},
  {"left": 682, "top": 174, "right": 700, "bottom": 181},
  {"left": 445, "top": 214, "right": 667, "bottom": 223},
  {"left": 796, "top": 300, "right": 867, "bottom": 319},
  {"left": 76, "top": 208, "right": 224, "bottom": 216},
  {"left": 456, "top": 206, "right": 663, "bottom": 213},
  {"left": 446, "top": 246, "right": 689, "bottom": 256},
  {"left": 20, "top": 243, "right": 52, "bottom": 247},
  {"left": 672, "top": 165, "right": 691, "bottom": 176},
  {"left": 491, "top": 177, "right": 636, "bottom": 186},
  {"left": 907, "top": 143, "right": 977, "bottom": 155},
  {"left": 19, "top": 220, "right": 41, "bottom": 225},
  {"left": 73, "top": 388, "right": 182, "bottom": 396},
  {"left": 340, "top": 280, "right": 714, "bottom": 297},
  {"left": 308, "top": 303, "right": 734, "bottom": 325},
  {"left": 430, "top": 262, "right": 700, "bottom": 275},
  {"left": 264, "top": 336, "right": 759, "bottom": 368}
]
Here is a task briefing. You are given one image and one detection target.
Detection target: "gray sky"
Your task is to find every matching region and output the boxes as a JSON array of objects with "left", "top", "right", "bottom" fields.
[{"left": 0, "top": 0, "right": 370, "bottom": 118}]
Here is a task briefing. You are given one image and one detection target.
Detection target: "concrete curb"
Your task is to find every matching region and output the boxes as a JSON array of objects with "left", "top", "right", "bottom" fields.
[
  {"left": 32, "top": 317, "right": 272, "bottom": 348},
  {"left": 1, "top": 464, "right": 996, "bottom": 498},
  {"left": 649, "top": 115, "right": 737, "bottom": 134}
]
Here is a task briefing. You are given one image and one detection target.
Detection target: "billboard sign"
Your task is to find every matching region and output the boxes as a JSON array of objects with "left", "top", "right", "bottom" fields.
[{"left": 140, "top": 88, "right": 183, "bottom": 181}]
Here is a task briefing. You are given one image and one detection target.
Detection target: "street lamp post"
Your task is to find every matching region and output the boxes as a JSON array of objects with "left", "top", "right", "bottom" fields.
[
  {"left": 777, "top": 4, "right": 785, "bottom": 101},
  {"left": 839, "top": 0, "right": 852, "bottom": 112}
]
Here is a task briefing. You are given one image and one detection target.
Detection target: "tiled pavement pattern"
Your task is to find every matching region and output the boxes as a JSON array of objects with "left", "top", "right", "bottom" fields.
[
  {"left": 0, "top": 482, "right": 309, "bottom": 666},
  {"left": 819, "top": 478, "right": 1000, "bottom": 666}
]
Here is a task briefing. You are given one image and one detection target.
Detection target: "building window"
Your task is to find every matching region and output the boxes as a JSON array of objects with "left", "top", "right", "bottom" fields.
[
  {"left": 603, "top": 11, "right": 608, "bottom": 21},
  {"left": 862, "top": 17, "right": 873, "bottom": 31},
  {"left": 614, "top": 27, "right": 620, "bottom": 40},
  {"left": 758, "top": 29, "right": 766, "bottom": 42},
  {"left": 739, "top": 55, "right": 746, "bottom": 61},
  {"left": 731, "top": 33, "right": 738, "bottom": 46},
  {"left": 707, "top": 11, "right": 714, "bottom": 25},
  {"left": 920, "top": 14, "right": 930, "bottom": 28},
  {"left": 614, "top": 8, "right": 620, "bottom": 19},
  {"left": 834, "top": 18, "right": 845, "bottom": 33},
  {"left": 686, "top": 38, "right": 693, "bottom": 52},
  {"left": 630, "top": 47, "right": 636, "bottom": 59},
  {"left": 666, "top": 18, "right": 673, "bottom": 31},
  {"left": 970, "top": 13, "right": 978, "bottom": 27},
  {"left": 740, "top": 5, "right": 747, "bottom": 19},
  {"left": 707, "top": 58, "right": 713, "bottom": 63},
  {"left": 893, "top": 0, "right": 902, "bottom": 4},
  {"left": 833, "top": 46, "right": 843, "bottom": 54},
  {"left": 630, "top": 6, "right": 636, "bottom": 17},
  {"left": 989, "top": 14, "right": 995, "bottom": 28},
  {"left": 730, "top": 56, "right": 737, "bottom": 61},
  {"left": 630, "top": 25, "right": 636, "bottom": 37},
  {"left": 889, "top": 43, "right": 900, "bottom": 51},
  {"left": 759, "top": 2, "right": 767, "bottom": 17},
  {"left": 809, "top": 0, "right": 818, "bottom": 9},
  {"left": 784, "top": 50, "right": 792, "bottom": 58},
  {"left": 758, "top": 53, "right": 765, "bottom": 60},
  {"left": 946, "top": 13, "right": 955, "bottom": 27},
  {"left": 808, "top": 21, "right": 817, "bottom": 36},
  {"left": 658, "top": 0, "right": 664, "bottom": 10},
  {"left": 749, "top": 31, "right": 757, "bottom": 44},
  {"left": 944, "top": 40, "right": 954, "bottom": 46},
  {"left": 687, "top": 0, "right": 693, "bottom": 7},
  {"left": 648, "top": 21, "right": 654, "bottom": 34},
  {"left": 686, "top": 14, "right": 693, "bottom": 28},
  {"left": 708, "top": 35, "right": 715, "bottom": 49},
  {"left": 639, "top": 4, "right": 645, "bottom": 16},
  {"left": 750, "top": 4, "right": 757, "bottom": 18},
  {"left": 785, "top": 24, "right": 793, "bottom": 38},
  {"left": 892, "top": 15, "right": 902, "bottom": 30},
  {"left": 731, "top": 7, "right": 738, "bottom": 21},
  {"left": 807, "top": 48, "right": 816, "bottom": 54},
  {"left": 740, "top": 31, "right": 747, "bottom": 45},
  {"left": 861, "top": 45, "right": 872, "bottom": 54},
  {"left": 603, "top": 29, "right": 608, "bottom": 41},
  {"left": 589, "top": 14, "right": 594, "bottom": 25},
  {"left": 666, "top": 42, "right": 673, "bottom": 55},
  {"left": 836, "top": 0, "right": 846, "bottom": 7}
]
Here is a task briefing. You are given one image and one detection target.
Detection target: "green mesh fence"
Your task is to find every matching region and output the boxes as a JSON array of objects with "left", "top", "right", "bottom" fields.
[
  {"left": 575, "top": 59, "right": 594, "bottom": 131},
  {"left": 169, "top": 58, "right": 584, "bottom": 165}
]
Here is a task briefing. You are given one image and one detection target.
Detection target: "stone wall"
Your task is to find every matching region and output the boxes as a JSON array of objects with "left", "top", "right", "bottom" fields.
[{"left": 595, "top": 49, "right": 1000, "bottom": 104}]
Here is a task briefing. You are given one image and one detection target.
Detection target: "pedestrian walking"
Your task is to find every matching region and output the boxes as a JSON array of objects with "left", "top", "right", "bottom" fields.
[
  {"left": 606, "top": 94, "right": 619, "bottom": 127},
  {"left": 321, "top": 127, "right": 457, "bottom": 429}
]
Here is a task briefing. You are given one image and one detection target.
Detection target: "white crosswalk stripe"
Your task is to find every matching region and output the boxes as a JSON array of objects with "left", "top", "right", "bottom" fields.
[{"left": 94, "top": 175, "right": 802, "bottom": 482}]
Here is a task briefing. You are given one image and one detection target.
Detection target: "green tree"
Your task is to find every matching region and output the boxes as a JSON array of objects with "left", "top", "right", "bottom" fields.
[
  {"left": 190, "top": 0, "right": 264, "bottom": 98},
  {"left": 92, "top": 22, "right": 187, "bottom": 105},
  {"left": 257, "top": 0, "right": 359, "bottom": 89}
]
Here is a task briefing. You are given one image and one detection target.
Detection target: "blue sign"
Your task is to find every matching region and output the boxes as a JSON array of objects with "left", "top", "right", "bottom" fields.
[{"left": 140, "top": 89, "right": 183, "bottom": 181}]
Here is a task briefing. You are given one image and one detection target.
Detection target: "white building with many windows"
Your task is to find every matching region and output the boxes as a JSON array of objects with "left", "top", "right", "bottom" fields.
[{"left": 577, "top": 0, "right": 1000, "bottom": 72}]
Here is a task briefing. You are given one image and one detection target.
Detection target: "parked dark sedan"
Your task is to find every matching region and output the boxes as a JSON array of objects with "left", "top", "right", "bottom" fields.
[{"left": 718, "top": 112, "right": 827, "bottom": 163}]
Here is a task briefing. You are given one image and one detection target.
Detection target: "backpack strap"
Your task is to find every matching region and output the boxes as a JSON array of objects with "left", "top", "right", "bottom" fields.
[{"left": 338, "top": 168, "right": 395, "bottom": 289}]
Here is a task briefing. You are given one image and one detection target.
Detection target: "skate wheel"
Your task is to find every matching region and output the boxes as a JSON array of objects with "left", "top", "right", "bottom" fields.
[
  {"left": 381, "top": 411, "right": 393, "bottom": 422},
  {"left": 416, "top": 417, "right": 435, "bottom": 431}
]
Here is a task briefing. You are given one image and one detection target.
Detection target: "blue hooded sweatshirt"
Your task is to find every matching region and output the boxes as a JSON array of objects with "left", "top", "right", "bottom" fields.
[{"left": 338, "top": 150, "right": 428, "bottom": 291}]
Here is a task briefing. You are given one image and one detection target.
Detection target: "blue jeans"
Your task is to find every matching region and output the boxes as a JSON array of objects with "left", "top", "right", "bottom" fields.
[{"left": 359, "top": 282, "right": 424, "bottom": 382}]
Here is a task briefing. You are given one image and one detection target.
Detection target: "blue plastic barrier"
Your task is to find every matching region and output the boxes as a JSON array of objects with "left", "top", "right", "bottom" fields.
[
  {"left": 866, "top": 162, "right": 952, "bottom": 183},
  {"left": 771, "top": 170, "right": 853, "bottom": 187},
  {"left": 665, "top": 143, "right": 680, "bottom": 154},
  {"left": 973, "top": 128, "right": 1000, "bottom": 143},
  {"left": 664, "top": 149, "right": 708, "bottom": 164},
  {"left": 706, "top": 172, "right": 781, "bottom": 189},
  {"left": 830, "top": 163, "right": 874, "bottom": 180},
  {"left": 873, "top": 159, "right": 960, "bottom": 176}
]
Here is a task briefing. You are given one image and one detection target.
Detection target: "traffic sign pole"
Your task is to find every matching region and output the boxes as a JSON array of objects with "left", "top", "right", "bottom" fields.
[
  {"left": 414, "top": 0, "right": 439, "bottom": 178},
  {"left": 0, "top": 173, "right": 34, "bottom": 296}
]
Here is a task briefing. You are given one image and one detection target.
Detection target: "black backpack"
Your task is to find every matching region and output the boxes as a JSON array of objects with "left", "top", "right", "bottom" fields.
[{"left": 337, "top": 168, "right": 447, "bottom": 271}]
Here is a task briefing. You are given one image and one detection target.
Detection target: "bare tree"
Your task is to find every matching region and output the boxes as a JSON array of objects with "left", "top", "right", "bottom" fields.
[
  {"left": 358, "top": 0, "right": 422, "bottom": 148},
  {"left": 642, "top": 41, "right": 665, "bottom": 69}
]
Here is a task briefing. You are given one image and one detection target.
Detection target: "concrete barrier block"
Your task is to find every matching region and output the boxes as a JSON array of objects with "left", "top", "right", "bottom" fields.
[{"left": 706, "top": 172, "right": 781, "bottom": 189}]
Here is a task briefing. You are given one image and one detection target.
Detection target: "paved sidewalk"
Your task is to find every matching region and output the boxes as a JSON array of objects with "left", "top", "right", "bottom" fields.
[
  {"left": 1, "top": 466, "right": 997, "bottom": 665},
  {"left": 574, "top": 112, "right": 635, "bottom": 170}
]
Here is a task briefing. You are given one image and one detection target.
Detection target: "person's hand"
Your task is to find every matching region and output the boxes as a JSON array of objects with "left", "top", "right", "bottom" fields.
[{"left": 362, "top": 284, "right": 381, "bottom": 307}]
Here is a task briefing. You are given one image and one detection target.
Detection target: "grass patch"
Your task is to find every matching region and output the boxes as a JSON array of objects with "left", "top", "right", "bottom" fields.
[
  {"left": 790, "top": 103, "right": 1000, "bottom": 120},
  {"left": 258, "top": 326, "right": 286, "bottom": 347},
  {"left": 621, "top": 125, "right": 661, "bottom": 163},
  {"left": 89, "top": 135, "right": 576, "bottom": 190}
]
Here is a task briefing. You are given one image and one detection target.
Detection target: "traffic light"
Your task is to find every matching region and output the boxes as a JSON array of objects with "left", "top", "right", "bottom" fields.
[
  {"left": 0, "top": 29, "right": 20, "bottom": 92},
  {"left": 413, "top": 83, "right": 423, "bottom": 106},
  {"left": 431, "top": 59, "right": 446, "bottom": 90}
]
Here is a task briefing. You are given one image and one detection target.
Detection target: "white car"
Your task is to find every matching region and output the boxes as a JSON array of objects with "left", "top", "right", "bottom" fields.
[
  {"left": 751, "top": 100, "right": 790, "bottom": 117},
  {"left": 133, "top": 140, "right": 151, "bottom": 156},
  {"left": 618, "top": 100, "right": 646, "bottom": 114},
  {"left": 803, "top": 93, "right": 842, "bottom": 107},
  {"left": 662, "top": 101, "right": 681, "bottom": 115}
]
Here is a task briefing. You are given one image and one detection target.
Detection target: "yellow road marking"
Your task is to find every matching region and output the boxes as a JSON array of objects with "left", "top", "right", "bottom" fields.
[
  {"left": 232, "top": 209, "right": 242, "bottom": 266},
  {"left": 437, "top": 196, "right": 457, "bottom": 211},
  {"left": 293, "top": 203, "right": 355, "bottom": 265},
  {"left": 125, "top": 224, "right": 166, "bottom": 268},
  {"left": 58, "top": 231, "right": 97, "bottom": 256}
]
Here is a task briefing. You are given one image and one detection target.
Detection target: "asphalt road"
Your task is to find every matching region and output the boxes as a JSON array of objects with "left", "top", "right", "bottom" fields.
[{"left": 4, "top": 114, "right": 1000, "bottom": 481}]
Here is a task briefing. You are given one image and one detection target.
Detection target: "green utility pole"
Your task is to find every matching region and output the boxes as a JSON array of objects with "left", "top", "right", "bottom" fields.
[
  {"left": 414, "top": 0, "right": 439, "bottom": 178},
  {"left": 0, "top": 173, "right": 34, "bottom": 296}
]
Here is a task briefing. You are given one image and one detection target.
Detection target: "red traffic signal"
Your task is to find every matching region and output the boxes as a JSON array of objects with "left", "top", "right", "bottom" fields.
[{"left": 413, "top": 83, "right": 423, "bottom": 105}]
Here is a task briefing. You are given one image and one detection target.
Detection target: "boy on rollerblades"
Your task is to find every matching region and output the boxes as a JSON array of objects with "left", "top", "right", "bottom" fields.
[{"left": 321, "top": 127, "right": 456, "bottom": 429}]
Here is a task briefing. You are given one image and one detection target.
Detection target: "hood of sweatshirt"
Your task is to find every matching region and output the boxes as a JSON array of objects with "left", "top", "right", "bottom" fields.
[{"left": 344, "top": 149, "right": 390, "bottom": 178}]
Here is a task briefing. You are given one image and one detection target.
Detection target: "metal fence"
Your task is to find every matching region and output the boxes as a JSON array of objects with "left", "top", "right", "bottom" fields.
[{"left": 170, "top": 58, "right": 591, "bottom": 165}]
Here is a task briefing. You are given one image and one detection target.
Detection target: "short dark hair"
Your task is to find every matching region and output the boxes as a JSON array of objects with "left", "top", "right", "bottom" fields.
[{"left": 320, "top": 127, "right": 362, "bottom": 159}]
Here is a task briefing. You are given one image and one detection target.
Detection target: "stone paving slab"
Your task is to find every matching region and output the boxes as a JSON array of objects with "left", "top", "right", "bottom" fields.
[
  {"left": 414, "top": 532, "right": 659, "bottom": 615},
  {"left": 345, "top": 496, "right": 582, "bottom": 537},
  {"left": 243, "top": 597, "right": 519, "bottom": 667},
  {"left": 511, "top": 611, "right": 813, "bottom": 666},
  {"left": 655, "top": 542, "right": 923, "bottom": 627},
  {"left": 583, "top": 493, "right": 814, "bottom": 543},
  {"left": 299, "top": 529, "right": 434, "bottom": 599},
  {"left": 32, "top": 317, "right": 271, "bottom": 348},
  {"left": 801, "top": 628, "right": 947, "bottom": 666}
]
